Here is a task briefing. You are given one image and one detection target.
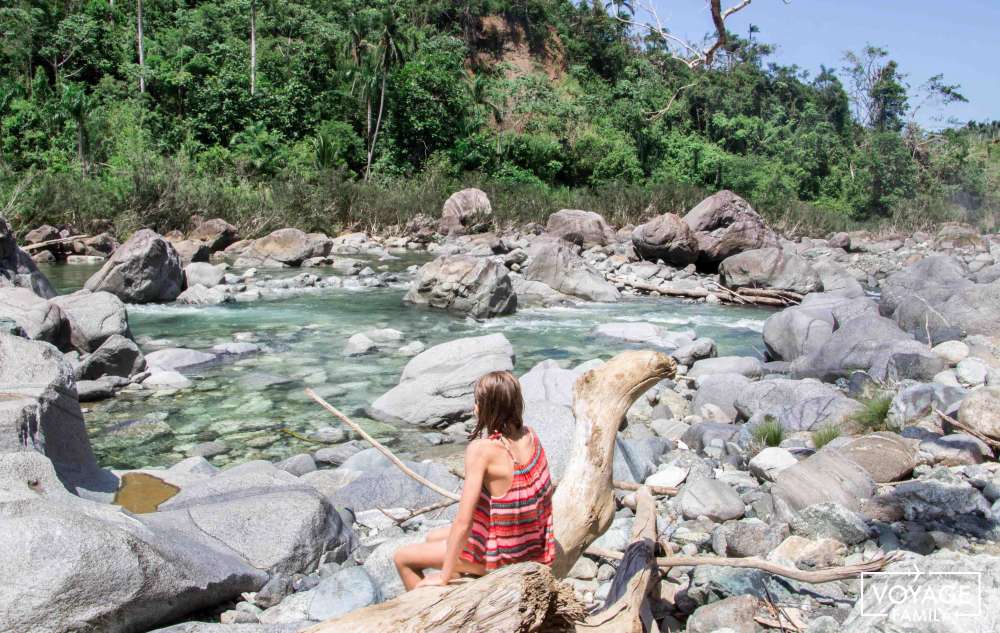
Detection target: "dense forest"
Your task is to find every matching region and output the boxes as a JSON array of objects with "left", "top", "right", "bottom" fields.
[{"left": 0, "top": 0, "right": 997, "bottom": 237}]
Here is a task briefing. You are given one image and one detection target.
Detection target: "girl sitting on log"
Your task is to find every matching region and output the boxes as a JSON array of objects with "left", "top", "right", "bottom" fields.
[{"left": 393, "top": 370, "right": 556, "bottom": 589}]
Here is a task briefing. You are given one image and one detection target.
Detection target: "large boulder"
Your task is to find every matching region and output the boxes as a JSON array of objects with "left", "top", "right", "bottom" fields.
[
  {"left": 170, "top": 240, "right": 211, "bottom": 265},
  {"left": 523, "top": 240, "right": 620, "bottom": 302},
  {"left": 84, "top": 229, "right": 184, "bottom": 303},
  {"left": 631, "top": 212, "right": 700, "bottom": 266},
  {"left": 0, "top": 215, "right": 56, "bottom": 298},
  {"left": 0, "top": 287, "right": 67, "bottom": 346},
  {"left": 183, "top": 262, "right": 226, "bottom": 289},
  {"left": 545, "top": 209, "right": 616, "bottom": 247},
  {"left": 188, "top": 218, "right": 239, "bottom": 251},
  {"left": 50, "top": 289, "right": 131, "bottom": 352},
  {"left": 933, "top": 280, "right": 1000, "bottom": 338},
  {"left": 692, "top": 373, "right": 752, "bottom": 421},
  {"left": 683, "top": 191, "right": 778, "bottom": 268},
  {"left": 0, "top": 334, "right": 108, "bottom": 495},
  {"left": 771, "top": 450, "right": 875, "bottom": 515},
  {"left": 718, "top": 247, "right": 821, "bottom": 294},
  {"left": 403, "top": 254, "right": 516, "bottom": 318},
  {"left": 762, "top": 293, "right": 877, "bottom": 362},
  {"left": 329, "top": 457, "right": 461, "bottom": 512},
  {"left": 156, "top": 462, "right": 354, "bottom": 574},
  {"left": 735, "top": 378, "right": 862, "bottom": 432},
  {"left": 439, "top": 188, "right": 492, "bottom": 236},
  {"left": 0, "top": 452, "right": 267, "bottom": 633},
  {"left": 879, "top": 256, "right": 968, "bottom": 317},
  {"left": 369, "top": 334, "right": 515, "bottom": 427},
  {"left": 837, "top": 432, "right": 917, "bottom": 483},
  {"left": 789, "top": 314, "right": 945, "bottom": 382},
  {"left": 678, "top": 475, "right": 746, "bottom": 521},
  {"left": 236, "top": 229, "right": 327, "bottom": 267}
]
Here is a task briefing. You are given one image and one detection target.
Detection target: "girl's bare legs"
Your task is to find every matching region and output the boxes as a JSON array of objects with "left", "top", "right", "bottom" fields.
[{"left": 393, "top": 525, "right": 485, "bottom": 590}]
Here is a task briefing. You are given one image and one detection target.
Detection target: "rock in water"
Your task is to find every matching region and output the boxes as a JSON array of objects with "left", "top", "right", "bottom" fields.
[
  {"left": 76, "top": 334, "right": 146, "bottom": 380},
  {"left": 523, "top": 240, "right": 620, "bottom": 302},
  {"left": 184, "top": 262, "right": 226, "bottom": 288},
  {"left": 545, "top": 209, "right": 616, "bottom": 247},
  {"left": 0, "top": 334, "right": 108, "bottom": 495},
  {"left": 683, "top": 191, "right": 777, "bottom": 268},
  {"left": 438, "top": 188, "right": 492, "bottom": 236},
  {"left": 369, "top": 334, "right": 515, "bottom": 426},
  {"left": 631, "top": 212, "right": 699, "bottom": 266},
  {"left": 0, "top": 215, "right": 57, "bottom": 298},
  {"left": 50, "top": 289, "right": 131, "bottom": 352},
  {"left": 404, "top": 254, "right": 516, "bottom": 318},
  {"left": 84, "top": 229, "right": 184, "bottom": 303},
  {"left": 0, "top": 452, "right": 267, "bottom": 633},
  {"left": 718, "top": 247, "right": 821, "bottom": 294},
  {"left": 236, "top": 228, "right": 326, "bottom": 267}
]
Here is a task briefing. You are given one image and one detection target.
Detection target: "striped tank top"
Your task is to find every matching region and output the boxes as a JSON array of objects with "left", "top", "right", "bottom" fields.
[{"left": 460, "top": 427, "right": 556, "bottom": 570}]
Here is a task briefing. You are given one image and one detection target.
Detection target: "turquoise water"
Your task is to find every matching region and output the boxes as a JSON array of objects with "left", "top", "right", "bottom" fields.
[{"left": 41, "top": 260, "right": 770, "bottom": 470}]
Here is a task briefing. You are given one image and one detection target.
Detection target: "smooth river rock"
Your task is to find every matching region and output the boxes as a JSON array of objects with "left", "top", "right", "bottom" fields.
[{"left": 85, "top": 229, "right": 185, "bottom": 303}]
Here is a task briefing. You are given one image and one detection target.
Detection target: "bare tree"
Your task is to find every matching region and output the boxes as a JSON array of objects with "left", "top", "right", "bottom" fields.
[
  {"left": 250, "top": 0, "right": 256, "bottom": 95},
  {"left": 615, "top": 0, "right": 755, "bottom": 70},
  {"left": 136, "top": 0, "right": 145, "bottom": 92}
]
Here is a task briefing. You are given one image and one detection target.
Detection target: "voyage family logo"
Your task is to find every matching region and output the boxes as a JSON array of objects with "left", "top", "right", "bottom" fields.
[{"left": 860, "top": 562, "right": 982, "bottom": 626}]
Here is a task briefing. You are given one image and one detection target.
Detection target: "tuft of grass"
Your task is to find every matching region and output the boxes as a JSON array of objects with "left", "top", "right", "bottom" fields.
[
  {"left": 812, "top": 424, "right": 842, "bottom": 449},
  {"left": 850, "top": 395, "right": 894, "bottom": 433},
  {"left": 752, "top": 416, "right": 785, "bottom": 448}
]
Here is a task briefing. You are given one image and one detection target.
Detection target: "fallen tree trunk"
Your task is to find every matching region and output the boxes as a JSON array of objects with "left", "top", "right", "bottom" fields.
[
  {"left": 302, "top": 562, "right": 582, "bottom": 633},
  {"left": 551, "top": 350, "right": 676, "bottom": 577},
  {"left": 21, "top": 234, "right": 89, "bottom": 251}
]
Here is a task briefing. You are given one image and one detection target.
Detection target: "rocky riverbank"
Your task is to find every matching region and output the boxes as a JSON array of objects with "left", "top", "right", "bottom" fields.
[{"left": 2, "top": 188, "right": 1000, "bottom": 633}]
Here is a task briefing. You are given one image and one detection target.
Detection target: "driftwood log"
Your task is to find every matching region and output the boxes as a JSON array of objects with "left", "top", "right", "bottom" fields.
[
  {"left": 305, "top": 349, "right": 892, "bottom": 632},
  {"left": 20, "top": 234, "right": 89, "bottom": 251},
  {"left": 609, "top": 275, "right": 801, "bottom": 307}
]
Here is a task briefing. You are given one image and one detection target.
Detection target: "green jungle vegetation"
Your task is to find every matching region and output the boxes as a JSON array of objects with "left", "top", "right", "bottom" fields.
[{"left": 1, "top": 0, "right": 997, "bottom": 238}]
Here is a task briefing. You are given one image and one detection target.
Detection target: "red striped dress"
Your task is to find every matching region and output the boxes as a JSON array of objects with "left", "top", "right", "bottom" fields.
[{"left": 460, "top": 427, "right": 556, "bottom": 570}]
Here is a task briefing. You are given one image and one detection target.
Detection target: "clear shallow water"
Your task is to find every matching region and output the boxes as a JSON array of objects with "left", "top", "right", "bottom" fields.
[{"left": 41, "top": 261, "right": 771, "bottom": 470}]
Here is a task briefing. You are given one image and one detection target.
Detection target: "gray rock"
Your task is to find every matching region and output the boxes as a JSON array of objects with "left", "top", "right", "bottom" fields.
[
  {"left": 142, "top": 370, "right": 193, "bottom": 389},
  {"left": 236, "top": 228, "right": 325, "bottom": 267},
  {"left": 688, "top": 356, "right": 763, "bottom": 380},
  {"left": 0, "top": 215, "right": 57, "bottom": 298},
  {"left": 887, "top": 472, "right": 991, "bottom": 521},
  {"left": 369, "top": 334, "right": 514, "bottom": 427},
  {"left": 520, "top": 360, "right": 578, "bottom": 408},
  {"left": 672, "top": 338, "right": 717, "bottom": 366},
  {"left": 837, "top": 432, "right": 917, "bottom": 482},
  {"left": 0, "top": 287, "right": 67, "bottom": 346},
  {"left": 343, "top": 333, "right": 377, "bottom": 357},
  {"left": 438, "top": 188, "right": 492, "bottom": 236},
  {"left": 614, "top": 437, "right": 671, "bottom": 483},
  {"left": 403, "top": 255, "right": 516, "bottom": 318},
  {"left": 329, "top": 460, "right": 461, "bottom": 512},
  {"left": 683, "top": 190, "right": 778, "bottom": 268},
  {"left": 362, "top": 534, "right": 423, "bottom": 600},
  {"left": 85, "top": 229, "right": 185, "bottom": 303},
  {"left": 275, "top": 453, "right": 317, "bottom": 476},
  {"left": 259, "top": 566, "right": 379, "bottom": 623},
  {"left": 177, "top": 284, "right": 231, "bottom": 305},
  {"left": 681, "top": 422, "right": 739, "bottom": 453},
  {"left": 171, "top": 239, "right": 211, "bottom": 265},
  {"left": 719, "top": 247, "right": 820, "bottom": 294},
  {"left": 50, "top": 289, "right": 130, "bottom": 352},
  {"left": 919, "top": 433, "right": 992, "bottom": 466},
  {"left": 631, "top": 212, "right": 699, "bottom": 266},
  {"left": 188, "top": 218, "right": 239, "bottom": 251},
  {"left": 145, "top": 347, "right": 216, "bottom": 371},
  {"left": 76, "top": 334, "right": 146, "bottom": 379},
  {"left": 525, "top": 400, "right": 575, "bottom": 480},
  {"left": 692, "top": 373, "right": 752, "bottom": 421},
  {"left": 888, "top": 382, "right": 966, "bottom": 427},
  {"left": 686, "top": 595, "right": 762, "bottom": 633},
  {"left": 789, "top": 502, "right": 870, "bottom": 545},
  {"left": 879, "top": 256, "right": 969, "bottom": 317},
  {"left": 523, "top": 240, "right": 620, "bottom": 302},
  {"left": 772, "top": 450, "right": 875, "bottom": 516},
  {"left": 790, "top": 314, "right": 945, "bottom": 382},
  {"left": 0, "top": 452, "right": 266, "bottom": 633},
  {"left": 149, "top": 624, "right": 304, "bottom": 633},
  {"left": 748, "top": 447, "right": 798, "bottom": 482},
  {"left": 761, "top": 292, "right": 878, "bottom": 362},
  {"left": 679, "top": 476, "right": 746, "bottom": 521},
  {"left": 156, "top": 463, "right": 354, "bottom": 574},
  {"left": 711, "top": 519, "right": 788, "bottom": 558},
  {"left": 545, "top": 209, "right": 616, "bottom": 247},
  {"left": 0, "top": 334, "right": 108, "bottom": 495}
]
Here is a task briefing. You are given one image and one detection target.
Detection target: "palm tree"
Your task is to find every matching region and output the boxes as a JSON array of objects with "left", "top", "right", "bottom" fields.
[{"left": 345, "top": 7, "right": 413, "bottom": 181}]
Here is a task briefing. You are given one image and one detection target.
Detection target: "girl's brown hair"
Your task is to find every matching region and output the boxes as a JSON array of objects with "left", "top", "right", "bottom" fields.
[{"left": 468, "top": 370, "right": 524, "bottom": 440}]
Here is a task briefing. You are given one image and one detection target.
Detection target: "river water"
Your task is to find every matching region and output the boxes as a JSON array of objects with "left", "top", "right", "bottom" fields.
[{"left": 41, "top": 258, "right": 770, "bottom": 470}]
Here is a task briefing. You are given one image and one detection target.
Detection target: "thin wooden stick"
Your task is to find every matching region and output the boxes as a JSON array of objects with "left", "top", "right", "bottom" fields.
[
  {"left": 380, "top": 498, "right": 458, "bottom": 525},
  {"left": 934, "top": 408, "right": 1000, "bottom": 453},
  {"left": 584, "top": 546, "right": 900, "bottom": 584},
  {"left": 306, "top": 388, "right": 461, "bottom": 502}
]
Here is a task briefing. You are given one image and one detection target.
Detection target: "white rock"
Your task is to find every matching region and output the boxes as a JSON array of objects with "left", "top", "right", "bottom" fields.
[
  {"left": 343, "top": 333, "right": 377, "bottom": 357},
  {"left": 748, "top": 447, "right": 798, "bottom": 482},
  {"left": 645, "top": 465, "right": 689, "bottom": 488},
  {"left": 956, "top": 358, "right": 988, "bottom": 386},
  {"left": 142, "top": 370, "right": 193, "bottom": 389},
  {"left": 932, "top": 340, "right": 970, "bottom": 365}
]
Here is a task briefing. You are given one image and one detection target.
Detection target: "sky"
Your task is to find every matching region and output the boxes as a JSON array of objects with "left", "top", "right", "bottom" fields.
[{"left": 645, "top": 0, "right": 1000, "bottom": 129}]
